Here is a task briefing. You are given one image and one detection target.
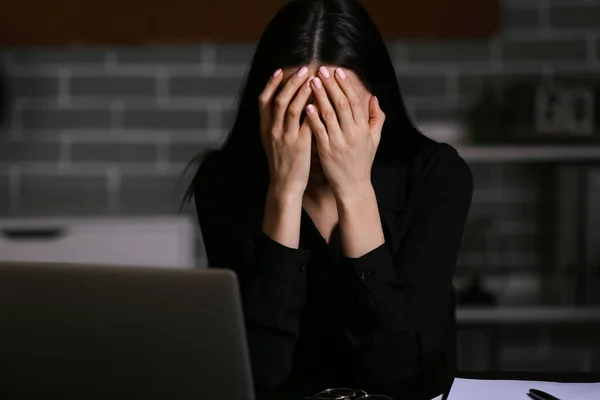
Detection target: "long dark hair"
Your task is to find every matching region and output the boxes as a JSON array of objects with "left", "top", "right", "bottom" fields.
[{"left": 184, "top": 0, "right": 424, "bottom": 203}]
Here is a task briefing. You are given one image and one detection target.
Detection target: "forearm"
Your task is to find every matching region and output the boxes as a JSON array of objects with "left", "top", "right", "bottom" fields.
[
  {"left": 262, "top": 187, "right": 304, "bottom": 249},
  {"left": 244, "top": 189, "right": 308, "bottom": 393},
  {"left": 342, "top": 245, "right": 452, "bottom": 386},
  {"left": 336, "top": 183, "right": 385, "bottom": 258},
  {"left": 246, "top": 186, "right": 309, "bottom": 330}
]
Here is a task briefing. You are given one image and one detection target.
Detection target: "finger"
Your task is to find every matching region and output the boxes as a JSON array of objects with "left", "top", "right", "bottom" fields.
[
  {"left": 368, "top": 96, "right": 385, "bottom": 129},
  {"left": 284, "top": 76, "right": 314, "bottom": 134},
  {"left": 369, "top": 96, "right": 385, "bottom": 144},
  {"left": 311, "top": 77, "right": 343, "bottom": 141},
  {"left": 305, "top": 104, "right": 329, "bottom": 149},
  {"left": 316, "top": 66, "right": 354, "bottom": 128},
  {"left": 334, "top": 67, "right": 366, "bottom": 124},
  {"left": 258, "top": 69, "right": 284, "bottom": 134},
  {"left": 272, "top": 66, "right": 310, "bottom": 131},
  {"left": 298, "top": 117, "right": 312, "bottom": 142}
]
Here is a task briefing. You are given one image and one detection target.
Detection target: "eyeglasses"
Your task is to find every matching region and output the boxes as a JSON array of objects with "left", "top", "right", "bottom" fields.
[{"left": 304, "top": 387, "right": 394, "bottom": 399}]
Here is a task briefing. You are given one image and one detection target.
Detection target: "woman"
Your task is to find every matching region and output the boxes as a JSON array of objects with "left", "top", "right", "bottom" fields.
[{"left": 188, "top": 0, "right": 473, "bottom": 398}]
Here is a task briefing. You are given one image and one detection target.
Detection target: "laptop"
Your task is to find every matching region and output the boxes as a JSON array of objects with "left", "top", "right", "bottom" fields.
[{"left": 0, "top": 262, "right": 255, "bottom": 400}]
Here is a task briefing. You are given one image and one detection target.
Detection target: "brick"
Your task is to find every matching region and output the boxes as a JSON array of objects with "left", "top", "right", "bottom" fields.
[
  {"left": 461, "top": 232, "right": 539, "bottom": 257},
  {"left": 222, "top": 108, "right": 237, "bottom": 129},
  {"left": 168, "top": 143, "right": 211, "bottom": 164},
  {"left": 458, "top": 72, "right": 542, "bottom": 100},
  {"left": 115, "top": 46, "right": 203, "bottom": 64},
  {"left": 396, "top": 73, "right": 447, "bottom": 98},
  {"left": 501, "top": 234, "right": 539, "bottom": 254},
  {"left": 388, "top": 41, "right": 408, "bottom": 63},
  {"left": 11, "top": 49, "right": 106, "bottom": 66},
  {"left": 472, "top": 201, "right": 540, "bottom": 222},
  {"left": 179, "top": 199, "right": 197, "bottom": 216},
  {"left": 70, "top": 76, "right": 157, "bottom": 98},
  {"left": 502, "top": 5, "right": 540, "bottom": 30},
  {"left": 215, "top": 45, "right": 256, "bottom": 65},
  {"left": 0, "top": 174, "right": 9, "bottom": 216},
  {"left": 549, "top": 5, "right": 600, "bottom": 30},
  {"left": 551, "top": 326, "right": 600, "bottom": 348},
  {"left": 500, "top": 326, "right": 544, "bottom": 348},
  {"left": 20, "top": 108, "right": 111, "bottom": 131},
  {"left": 406, "top": 40, "right": 491, "bottom": 63},
  {"left": 411, "top": 104, "right": 464, "bottom": 123},
  {"left": 9, "top": 76, "right": 59, "bottom": 98},
  {"left": 169, "top": 76, "right": 243, "bottom": 98},
  {"left": 0, "top": 52, "right": 9, "bottom": 70},
  {"left": 0, "top": 141, "right": 60, "bottom": 163},
  {"left": 469, "top": 164, "right": 496, "bottom": 191},
  {"left": 500, "top": 347, "right": 592, "bottom": 372},
  {"left": 119, "top": 175, "right": 186, "bottom": 213},
  {"left": 70, "top": 143, "right": 158, "bottom": 163},
  {"left": 19, "top": 174, "right": 108, "bottom": 215},
  {"left": 500, "top": 164, "right": 543, "bottom": 189},
  {"left": 122, "top": 109, "right": 209, "bottom": 130},
  {"left": 502, "top": 38, "right": 587, "bottom": 62},
  {"left": 551, "top": 71, "right": 600, "bottom": 85}
]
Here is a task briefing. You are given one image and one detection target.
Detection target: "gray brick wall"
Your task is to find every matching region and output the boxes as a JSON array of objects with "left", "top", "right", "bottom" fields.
[{"left": 0, "top": 0, "right": 599, "bottom": 371}]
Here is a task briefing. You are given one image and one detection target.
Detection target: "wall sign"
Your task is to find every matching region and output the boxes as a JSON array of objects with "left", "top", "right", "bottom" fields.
[{"left": 535, "top": 85, "right": 595, "bottom": 136}]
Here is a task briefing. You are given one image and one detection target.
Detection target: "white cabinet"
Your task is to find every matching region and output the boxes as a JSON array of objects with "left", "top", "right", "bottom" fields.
[{"left": 0, "top": 217, "right": 196, "bottom": 268}]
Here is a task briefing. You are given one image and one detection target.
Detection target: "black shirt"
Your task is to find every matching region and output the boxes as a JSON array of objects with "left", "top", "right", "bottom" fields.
[{"left": 194, "top": 140, "right": 473, "bottom": 400}]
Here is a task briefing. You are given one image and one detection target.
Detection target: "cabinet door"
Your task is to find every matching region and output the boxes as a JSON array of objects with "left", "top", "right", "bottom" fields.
[{"left": 1, "top": 0, "right": 498, "bottom": 46}]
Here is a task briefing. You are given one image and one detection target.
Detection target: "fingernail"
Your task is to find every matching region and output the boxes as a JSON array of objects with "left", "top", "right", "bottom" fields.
[
  {"left": 307, "top": 104, "right": 316, "bottom": 114},
  {"left": 273, "top": 69, "right": 282, "bottom": 77},
  {"left": 312, "top": 77, "right": 322, "bottom": 89},
  {"left": 335, "top": 68, "right": 346, "bottom": 80},
  {"left": 319, "top": 66, "right": 330, "bottom": 78},
  {"left": 373, "top": 96, "right": 379, "bottom": 105},
  {"left": 297, "top": 66, "right": 308, "bottom": 77}
]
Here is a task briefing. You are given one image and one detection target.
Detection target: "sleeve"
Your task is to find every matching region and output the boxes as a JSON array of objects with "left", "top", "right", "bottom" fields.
[
  {"left": 341, "top": 146, "right": 473, "bottom": 386},
  {"left": 193, "top": 157, "right": 310, "bottom": 393}
]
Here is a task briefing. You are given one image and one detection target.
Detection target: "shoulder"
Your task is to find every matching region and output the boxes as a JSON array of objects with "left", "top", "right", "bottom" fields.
[
  {"left": 410, "top": 139, "right": 473, "bottom": 198},
  {"left": 192, "top": 151, "right": 264, "bottom": 223},
  {"left": 194, "top": 152, "right": 222, "bottom": 188},
  {"left": 416, "top": 140, "right": 471, "bottom": 177},
  {"left": 373, "top": 137, "right": 472, "bottom": 211},
  {"left": 192, "top": 151, "right": 230, "bottom": 208}
]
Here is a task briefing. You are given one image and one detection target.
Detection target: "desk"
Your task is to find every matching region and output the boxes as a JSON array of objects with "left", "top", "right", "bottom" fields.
[
  {"left": 456, "top": 371, "right": 600, "bottom": 382},
  {"left": 443, "top": 371, "right": 600, "bottom": 400},
  {"left": 276, "top": 372, "right": 600, "bottom": 400}
]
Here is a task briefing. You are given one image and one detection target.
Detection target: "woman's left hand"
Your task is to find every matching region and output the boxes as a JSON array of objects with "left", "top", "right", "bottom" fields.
[{"left": 305, "top": 66, "right": 385, "bottom": 201}]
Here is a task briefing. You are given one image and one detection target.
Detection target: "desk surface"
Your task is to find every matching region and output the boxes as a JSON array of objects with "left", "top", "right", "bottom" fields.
[
  {"left": 442, "top": 372, "right": 600, "bottom": 400},
  {"left": 277, "top": 372, "right": 600, "bottom": 400},
  {"left": 457, "top": 371, "right": 600, "bottom": 382}
]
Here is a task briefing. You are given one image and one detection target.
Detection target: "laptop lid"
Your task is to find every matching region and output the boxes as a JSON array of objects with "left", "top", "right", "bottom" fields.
[{"left": 0, "top": 262, "right": 255, "bottom": 400}]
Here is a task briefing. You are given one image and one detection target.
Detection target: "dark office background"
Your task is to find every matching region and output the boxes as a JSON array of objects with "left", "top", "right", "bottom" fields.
[{"left": 0, "top": 0, "right": 599, "bottom": 372}]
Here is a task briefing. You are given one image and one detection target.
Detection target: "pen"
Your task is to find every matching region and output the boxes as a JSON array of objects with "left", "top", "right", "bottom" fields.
[{"left": 528, "top": 388, "right": 561, "bottom": 400}]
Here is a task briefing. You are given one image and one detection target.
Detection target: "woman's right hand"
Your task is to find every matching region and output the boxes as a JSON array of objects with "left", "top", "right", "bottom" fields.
[{"left": 259, "top": 66, "right": 313, "bottom": 199}]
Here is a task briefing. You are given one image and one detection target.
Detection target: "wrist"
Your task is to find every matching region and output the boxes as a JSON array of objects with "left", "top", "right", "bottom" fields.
[
  {"left": 262, "top": 186, "right": 304, "bottom": 250},
  {"left": 266, "top": 186, "right": 304, "bottom": 209},
  {"left": 334, "top": 182, "right": 376, "bottom": 207}
]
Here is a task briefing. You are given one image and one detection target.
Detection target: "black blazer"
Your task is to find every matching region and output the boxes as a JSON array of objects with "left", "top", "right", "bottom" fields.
[{"left": 194, "top": 139, "right": 473, "bottom": 400}]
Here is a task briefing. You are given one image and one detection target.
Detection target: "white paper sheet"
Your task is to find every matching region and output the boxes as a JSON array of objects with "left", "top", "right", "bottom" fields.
[
  {"left": 430, "top": 395, "right": 443, "bottom": 400},
  {"left": 446, "top": 378, "right": 600, "bottom": 400}
]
